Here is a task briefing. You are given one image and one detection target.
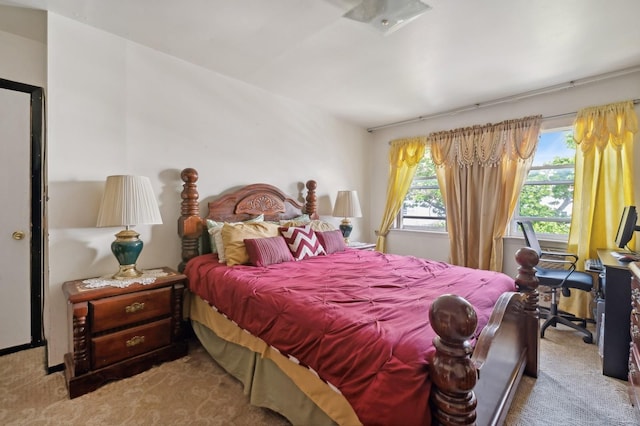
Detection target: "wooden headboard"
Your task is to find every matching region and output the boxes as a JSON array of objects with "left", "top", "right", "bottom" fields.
[{"left": 177, "top": 167, "right": 318, "bottom": 271}]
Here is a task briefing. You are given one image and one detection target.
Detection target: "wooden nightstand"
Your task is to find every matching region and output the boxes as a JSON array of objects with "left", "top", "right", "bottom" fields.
[
  {"left": 62, "top": 267, "right": 188, "bottom": 398},
  {"left": 347, "top": 242, "right": 376, "bottom": 251}
]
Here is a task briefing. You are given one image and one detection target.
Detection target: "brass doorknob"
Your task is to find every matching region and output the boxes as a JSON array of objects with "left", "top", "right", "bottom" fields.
[{"left": 12, "top": 231, "right": 25, "bottom": 240}]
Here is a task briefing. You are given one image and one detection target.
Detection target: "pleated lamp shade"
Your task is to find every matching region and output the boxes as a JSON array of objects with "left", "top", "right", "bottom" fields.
[
  {"left": 332, "top": 190, "right": 362, "bottom": 219},
  {"left": 96, "top": 175, "right": 162, "bottom": 279},
  {"left": 97, "top": 175, "right": 163, "bottom": 228}
]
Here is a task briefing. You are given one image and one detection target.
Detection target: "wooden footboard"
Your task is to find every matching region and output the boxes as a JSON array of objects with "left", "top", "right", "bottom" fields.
[
  {"left": 429, "top": 248, "right": 539, "bottom": 426},
  {"left": 177, "top": 167, "right": 540, "bottom": 426}
]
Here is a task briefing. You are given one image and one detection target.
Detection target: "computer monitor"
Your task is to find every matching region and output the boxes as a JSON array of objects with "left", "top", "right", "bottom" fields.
[{"left": 615, "top": 205, "right": 639, "bottom": 250}]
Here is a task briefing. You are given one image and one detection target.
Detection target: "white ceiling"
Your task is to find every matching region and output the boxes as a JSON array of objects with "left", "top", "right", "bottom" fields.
[{"left": 2, "top": 0, "right": 640, "bottom": 129}]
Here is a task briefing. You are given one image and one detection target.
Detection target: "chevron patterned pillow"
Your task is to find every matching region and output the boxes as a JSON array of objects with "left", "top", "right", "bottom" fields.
[{"left": 278, "top": 225, "right": 326, "bottom": 260}]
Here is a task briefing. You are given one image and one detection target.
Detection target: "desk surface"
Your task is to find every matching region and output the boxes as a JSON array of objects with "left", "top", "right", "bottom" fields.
[{"left": 597, "top": 248, "right": 635, "bottom": 270}]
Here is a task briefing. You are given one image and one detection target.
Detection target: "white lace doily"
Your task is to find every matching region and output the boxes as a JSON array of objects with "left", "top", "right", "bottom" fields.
[{"left": 82, "top": 269, "right": 169, "bottom": 288}]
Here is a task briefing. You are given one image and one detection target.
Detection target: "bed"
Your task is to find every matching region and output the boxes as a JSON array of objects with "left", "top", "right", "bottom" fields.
[{"left": 177, "top": 167, "right": 540, "bottom": 426}]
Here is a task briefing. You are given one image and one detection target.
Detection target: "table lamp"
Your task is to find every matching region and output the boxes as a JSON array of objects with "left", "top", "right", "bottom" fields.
[
  {"left": 332, "top": 190, "right": 362, "bottom": 243},
  {"left": 97, "top": 175, "right": 163, "bottom": 279}
]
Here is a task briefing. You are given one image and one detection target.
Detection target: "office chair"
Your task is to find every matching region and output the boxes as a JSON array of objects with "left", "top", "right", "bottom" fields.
[{"left": 517, "top": 221, "right": 594, "bottom": 343}]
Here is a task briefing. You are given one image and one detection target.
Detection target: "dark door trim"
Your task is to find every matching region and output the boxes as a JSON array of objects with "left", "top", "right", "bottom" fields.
[{"left": 0, "top": 78, "right": 45, "bottom": 355}]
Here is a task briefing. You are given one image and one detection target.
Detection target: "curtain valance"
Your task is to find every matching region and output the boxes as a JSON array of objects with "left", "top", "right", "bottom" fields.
[
  {"left": 389, "top": 137, "right": 427, "bottom": 168},
  {"left": 428, "top": 115, "right": 542, "bottom": 167},
  {"left": 573, "top": 100, "right": 638, "bottom": 153}
]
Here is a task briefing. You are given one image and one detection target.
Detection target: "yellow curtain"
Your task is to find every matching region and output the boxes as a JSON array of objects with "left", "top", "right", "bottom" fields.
[
  {"left": 429, "top": 116, "right": 541, "bottom": 271},
  {"left": 375, "top": 137, "right": 427, "bottom": 252},
  {"left": 561, "top": 100, "right": 638, "bottom": 318}
]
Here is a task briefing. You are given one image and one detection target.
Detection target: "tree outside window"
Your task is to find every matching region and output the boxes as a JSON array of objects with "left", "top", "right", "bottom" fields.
[
  {"left": 514, "top": 129, "right": 575, "bottom": 236},
  {"left": 400, "top": 149, "right": 446, "bottom": 231}
]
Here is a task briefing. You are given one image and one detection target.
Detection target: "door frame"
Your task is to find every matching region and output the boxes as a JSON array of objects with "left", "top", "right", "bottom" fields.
[{"left": 0, "top": 78, "right": 45, "bottom": 355}]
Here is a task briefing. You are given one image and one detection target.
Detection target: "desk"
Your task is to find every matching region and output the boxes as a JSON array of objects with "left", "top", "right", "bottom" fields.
[{"left": 597, "top": 248, "right": 632, "bottom": 380}]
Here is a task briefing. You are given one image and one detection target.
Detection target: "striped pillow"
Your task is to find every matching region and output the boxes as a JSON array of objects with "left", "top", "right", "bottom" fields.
[
  {"left": 316, "top": 229, "right": 346, "bottom": 254},
  {"left": 244, "top": 236, "right": 294, "bottom": 267},
  {"left": 278, "top": 225, "right": 326, "bottom": 260}
]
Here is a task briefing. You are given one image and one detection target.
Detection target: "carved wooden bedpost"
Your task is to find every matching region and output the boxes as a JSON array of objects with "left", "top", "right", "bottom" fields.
[
  {"left": 304, "top": 179, "right": 318, "bottom": 219},
  {"left": 514, "top": 247, "right": 540, "bottom": 377},
  {"left": 429, "top": 250, "right": 541, "bottom": 425},
  {"left": 178, "top": 168, "right": 204, "bottom": 272},
  {"left": 429, "top": 294, "right": 479, "bottom": 425}
]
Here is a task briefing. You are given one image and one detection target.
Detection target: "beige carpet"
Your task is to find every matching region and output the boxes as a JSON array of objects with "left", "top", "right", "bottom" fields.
[{"left": 0, "top": 324, "right": 636, "bottom": 426}]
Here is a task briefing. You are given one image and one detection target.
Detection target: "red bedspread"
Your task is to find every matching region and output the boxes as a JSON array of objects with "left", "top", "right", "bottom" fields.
[{"left": 185, "top": 249, "right": 516, "bottom": 426}]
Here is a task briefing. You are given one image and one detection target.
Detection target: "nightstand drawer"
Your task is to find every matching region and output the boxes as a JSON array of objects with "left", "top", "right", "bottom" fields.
[
  {"left": 91, "top": 318, "right": 172, "bottom": 369},
  {"left": 90, "top": 287, "right": 172, "bottom": 333}
]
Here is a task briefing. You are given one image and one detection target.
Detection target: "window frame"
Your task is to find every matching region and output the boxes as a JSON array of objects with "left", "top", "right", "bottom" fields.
[
  {"left": 396, "top": 126, "right": 577, "bottom": 239},
  {"left": 397, "top": 148, "right": 447, "bottom": 232},
  {"left": 509, "top": 127, "right": 576, "bottom": 239}
]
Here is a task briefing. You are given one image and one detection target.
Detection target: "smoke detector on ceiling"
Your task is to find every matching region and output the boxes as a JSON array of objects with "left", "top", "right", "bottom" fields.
[{"left": 341, "top": 0, "right": 432, "bottom": 34}]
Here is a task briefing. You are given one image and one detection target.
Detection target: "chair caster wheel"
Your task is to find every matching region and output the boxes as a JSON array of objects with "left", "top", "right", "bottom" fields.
[{"left": 583, "top": 335, "right": 593, "bottom": 344}]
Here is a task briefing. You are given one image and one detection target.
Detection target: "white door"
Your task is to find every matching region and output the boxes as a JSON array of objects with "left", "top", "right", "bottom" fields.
[{"left": 0, "top": 87, "right": 32, "bottom": 350}]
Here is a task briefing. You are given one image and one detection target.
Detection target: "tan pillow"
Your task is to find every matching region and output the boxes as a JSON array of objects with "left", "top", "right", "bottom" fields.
[
  {"left": 309, "top": 220, "right": 336, "bottom": 232},
  {"left": 279, "top": 219, "right": 336, "bottom": 232},
  {"left": 221, "top": 222, "right": 281, "bottom": 266},
  {"left": 208, "top": 214, "right": 264, "bottom": 262}
]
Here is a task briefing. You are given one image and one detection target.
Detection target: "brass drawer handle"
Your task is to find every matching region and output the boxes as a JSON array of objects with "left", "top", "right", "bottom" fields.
[
  {"left": 126, "top": 335, "right": 145, "bottom": 347},
  {"left": 125, "top": 302, "right": 145, "bottom": 313}
]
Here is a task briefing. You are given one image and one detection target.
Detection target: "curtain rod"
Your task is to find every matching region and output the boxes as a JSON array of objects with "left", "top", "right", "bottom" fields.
[
  {"left": 368, "top": 65, "right": 640, "bottom": 133},
  {"left": 542, "top": 98, "right": 640, "bottom": 122},
  {"left": 386, "top": 98, "right": 640, "bottom": 144}
]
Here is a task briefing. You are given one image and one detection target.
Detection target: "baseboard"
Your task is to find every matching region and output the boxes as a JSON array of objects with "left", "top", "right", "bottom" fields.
[
  {"left": 47, "top": 363, "right": 64, "bottom": 374},
  {"left": 0, "top": 340, "right": 46, "bottom": 357}
]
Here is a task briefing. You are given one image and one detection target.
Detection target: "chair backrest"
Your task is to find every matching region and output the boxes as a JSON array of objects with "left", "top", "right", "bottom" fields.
[{"left": 517, "top": 220, "right": 542, "bottom": 255}]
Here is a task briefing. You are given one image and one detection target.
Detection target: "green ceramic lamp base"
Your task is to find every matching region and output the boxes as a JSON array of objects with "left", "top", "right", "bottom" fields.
[
  {"left": 111, "top": 229, "right": 144, "bottom": 280},
  {"left": 339, "top": 218, "right": 353, "bottom": 244}
]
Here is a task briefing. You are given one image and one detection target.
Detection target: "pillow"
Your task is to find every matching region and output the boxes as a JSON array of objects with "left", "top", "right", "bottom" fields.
[
  {"left": 309, "top": 220, "right": 337, "bottom": 232},
  {"left": 206, "top": 219, "right": 223, "bottom": 254},
  {"left": 279, "top": 219, "right": 335, "bottom": 231},
  {"left": 316, "top": 230, "right": 346, "bottom": 254},
  {"left": 279, "top": 214, "right": 310, "bottom": 225},
  {"left": 279, "top": 225, "right": 326, "bottom": 260},
  {"left": 244, "top": 236, "right": 294, "bottom": 267},
  {"left": 210, "top": 227, "right": 226, "bottom": 262},
  {"left": 221, "top": 222, "right": 280, "bottom": 266},
  {"left": 207, "top": 214, "right": 264, "bottom": 259}
]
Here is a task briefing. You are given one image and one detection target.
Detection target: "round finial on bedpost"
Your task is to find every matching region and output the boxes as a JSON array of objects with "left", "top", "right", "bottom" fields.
[
  {"left": 514, "top": 247, "right": 540, "bottom": 307},
  {"left": 181, "top": 167, "right": 198, "bottom": 183},
  {"left": 515, "top": 247, "right": 539, "bottom": 286},
  {"left": 305, "top": 180, "right": 318, "bottom": 219},
  {"left": 428, "top": 294, "right": 478, "bottom": 425}
]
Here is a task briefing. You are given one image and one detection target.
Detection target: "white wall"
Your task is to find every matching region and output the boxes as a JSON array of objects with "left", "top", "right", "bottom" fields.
[
  {"left": 368, "top": 71, "right": 640, "bottom": 277},
  {"left": 0, "top": 9, "right": 46, "bottom": 87},
  {"left": 40, "top": 13, "right": 370, "bottom": 367}
]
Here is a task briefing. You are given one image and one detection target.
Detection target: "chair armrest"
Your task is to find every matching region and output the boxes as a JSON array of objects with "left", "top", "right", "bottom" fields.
[
  {"left": 539, "top": 257, "right": 577, "bottom": 268},
  {"left": 540, "top": 250, "right": 579, "bottom": 262}
]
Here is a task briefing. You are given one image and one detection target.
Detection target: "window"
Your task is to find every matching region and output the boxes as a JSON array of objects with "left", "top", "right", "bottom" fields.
[
  {"left": 398, "top": 128, "right": 577, "bottom": 236},
  {"left": 512, "top": 128, "right": 576, "bottom": 237},
  {"left": 398, "top": 149, "right": 446, "bottom": 231}
]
